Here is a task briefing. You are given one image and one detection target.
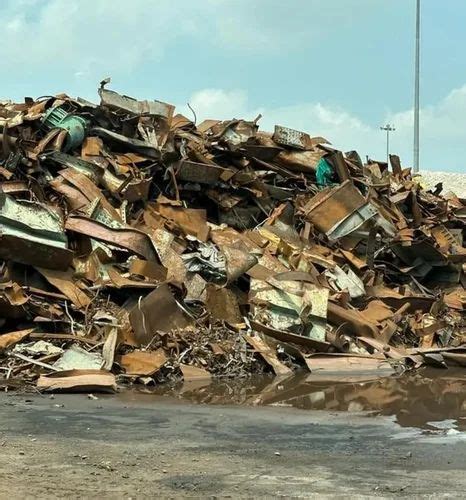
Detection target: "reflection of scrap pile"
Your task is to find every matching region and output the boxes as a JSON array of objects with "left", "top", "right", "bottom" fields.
[{"left": 0, "top": 82, "right": 464, "bottom": 392}]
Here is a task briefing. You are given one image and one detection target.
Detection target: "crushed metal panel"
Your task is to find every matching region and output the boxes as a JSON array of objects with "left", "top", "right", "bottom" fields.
[
  {"left": 272, "top": 125, "right": 313, "bottom": 150},
  {"left": 129, "top": 284, "right": 193, "bottom": 344},
  {"left": 121, "top": 178, "right": 152, "bottom": 203},
  {"left": 92, "top": 127, "right": 161, "bottom": 159},
  {"left": 221, "top": 120, "right": 258, "bottom": 146},
  {"left": 54, "top": 345, "right": 103, "bottom": 371},
  {"left": 250, "top": 320, "right": 330, "bottom": 352},
  {"left": 221, "top": 245, "right": 258, "bottom": 283},
  {"left": 250, "top": 279, "right": 328, "bottom": 342},
  {"left": 244, "top": 334, "right": 292, "bottom": 376},
  {"left": 276, "top": 149, "right": 324, "bottom": 173},
  {"left": 42, "top": 151, "right": 101, "bottom": 182},
  {"left": 302, "top": 286, "right": 329, "bottom": 342},
  {"left": 156, "top": 203, "right": 210, "bottom": 241},
  {"left": 0, "top": 193, "right": 72, "bottom": 270},
  {"left": 205, "top": 284, "right": 243, "bottom": 325},
  {"left": 175, "top": 160, "right": 234, "bottom": 185},
  {"left": 303, "top": 180, "right": 367, "bottom": 236},
  {"left": 99, "top": 88, "right": 175, "bottom": 120},
  {"left": 325, "top": 265, "right": 365, "bottom": 299},
  {"left": 129, "top": 259, "right": 167, "bottom": 282},
  {"left": 391, "top": 239, "right": 448, "bottom": 267}
]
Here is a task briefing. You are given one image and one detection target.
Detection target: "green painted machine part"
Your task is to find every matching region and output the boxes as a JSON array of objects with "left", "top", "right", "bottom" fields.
[{"left": 41, "top": 107, "right": 88, "bottom": 151}]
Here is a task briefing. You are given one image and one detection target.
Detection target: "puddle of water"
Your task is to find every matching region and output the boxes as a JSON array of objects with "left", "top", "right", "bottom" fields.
[{"left": 120, "top": 367, "right": 466, "bottom": 432}]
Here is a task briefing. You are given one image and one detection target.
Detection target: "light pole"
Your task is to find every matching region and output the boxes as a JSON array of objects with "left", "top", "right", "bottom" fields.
[
  {"left": 380, "top": 124, "right": 395, "bottom": 164},
  {"left": 413, "top": 0, "right": 421, "bottom": 172}
]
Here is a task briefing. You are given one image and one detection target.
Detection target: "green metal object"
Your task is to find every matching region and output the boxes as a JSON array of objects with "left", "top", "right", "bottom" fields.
[
  {"left": 316, "top": 157, "right": 335, "bottom": 187},
  {"left": 42, "top": 107, "right": 88, "bottom": 151}
]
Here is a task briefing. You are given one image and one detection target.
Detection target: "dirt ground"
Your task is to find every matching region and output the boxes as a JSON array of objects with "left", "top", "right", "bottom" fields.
[{"left": 0, "top": 392, "right": 465, "bottom": 498}]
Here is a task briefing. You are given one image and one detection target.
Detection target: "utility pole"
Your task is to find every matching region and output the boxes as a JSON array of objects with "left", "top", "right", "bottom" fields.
[
  {"left": 380, "top": 124, "right": 395, "bottom": 163},
  {"left": 413, "top": 0, "right": 421, "bottom": 172}
]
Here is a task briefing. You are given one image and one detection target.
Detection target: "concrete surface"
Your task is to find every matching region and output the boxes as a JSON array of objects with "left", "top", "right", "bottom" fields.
[{"left": 0, "top": 392, "right": 465, "bottom": 498}]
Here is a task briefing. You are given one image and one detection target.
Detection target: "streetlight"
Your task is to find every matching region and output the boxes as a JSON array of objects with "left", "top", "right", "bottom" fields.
[
  {"left": 413, "top": 0, "right": 421, "bottom": 172},
  {"left": 380, "top": 124, "right": 395, "bottom": 164}
]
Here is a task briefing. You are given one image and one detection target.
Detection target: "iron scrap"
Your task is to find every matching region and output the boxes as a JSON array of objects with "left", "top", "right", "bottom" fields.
[{"left": 0, "top": 83, "right": 463, "bottom": 392}]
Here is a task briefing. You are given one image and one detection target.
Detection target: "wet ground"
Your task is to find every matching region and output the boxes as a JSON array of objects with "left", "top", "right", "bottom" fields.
[
  {"left": 145, "top": 367, "right": 466, "bottom": 433},
  {"left": 0, "top": 369, "right": 465, "bottom": 497}
]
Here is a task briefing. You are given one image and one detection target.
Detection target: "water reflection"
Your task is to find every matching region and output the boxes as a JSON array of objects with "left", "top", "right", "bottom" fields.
[{"left": 148, "top": 368, "right": 466, "bottom": 431}]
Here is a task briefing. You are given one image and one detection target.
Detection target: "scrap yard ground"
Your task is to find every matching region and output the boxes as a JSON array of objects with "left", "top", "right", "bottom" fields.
[{"left": 1, "top": 392, "right": 466, "bottom": 498}]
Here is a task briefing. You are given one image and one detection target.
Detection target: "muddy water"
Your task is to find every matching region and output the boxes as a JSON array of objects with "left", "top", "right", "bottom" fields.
[{"left": 123, "top": 368, "right": 466, "bottom": 432}]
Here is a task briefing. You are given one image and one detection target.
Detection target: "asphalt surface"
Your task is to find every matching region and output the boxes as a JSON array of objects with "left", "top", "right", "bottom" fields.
[{"left": 0, "top": 392, "right": 465, "bottom": 498}]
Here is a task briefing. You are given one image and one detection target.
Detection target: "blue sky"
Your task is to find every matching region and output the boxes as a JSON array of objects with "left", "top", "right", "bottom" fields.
[{"left": 1, "top": 0, "right": 465, "bottom": 172}]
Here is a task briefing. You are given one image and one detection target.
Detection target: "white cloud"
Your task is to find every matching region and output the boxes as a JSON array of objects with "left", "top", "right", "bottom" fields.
[
  {"left": 0, "top": 0, "right": 206, "bottom": 79},
  {"left": 184, "top": 89, "right": 262, "bottom": 122},
  {"left": 0, "top": 0, "right": 379, "bottom": 77},
  {"left": 181, "top": 86, "right": 466, "bottom": 172}
]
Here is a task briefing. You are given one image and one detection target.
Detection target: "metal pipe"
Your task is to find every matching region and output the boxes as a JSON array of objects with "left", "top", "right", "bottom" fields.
[{"left": 413, "top": 0, "right": 421, "bottom": 172}]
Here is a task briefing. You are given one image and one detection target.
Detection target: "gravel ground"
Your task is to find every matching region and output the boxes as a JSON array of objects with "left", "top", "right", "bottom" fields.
[
  {"left": 0, "top": 393, "right": 465, "bottom": 498},
  {"left": 418, "top": 171, "right": 466, "bottom": 198}
]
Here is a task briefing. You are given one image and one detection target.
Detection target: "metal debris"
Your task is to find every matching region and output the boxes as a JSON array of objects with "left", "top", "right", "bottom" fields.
[{"left": 0, "top": 82, "right": 463, "bottom": 392}]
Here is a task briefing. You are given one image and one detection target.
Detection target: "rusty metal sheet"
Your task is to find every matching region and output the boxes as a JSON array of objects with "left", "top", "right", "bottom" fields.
[
  {"left": 58, "top": 167, "right": 122, "bottom": 222},
  {"left": 0, "top": 328, "right": 34, "bottom": 351},
  {"left": 175, "top": 160, "right": 234, "bottom": 185},
  {"left": 326, "top": 151, "right": 351, "bottom": 183},
  {"left": 156, "top": 202, "right": 210, "bottom": 241},
  {"left": 36, "top": 267, "right": 91, "bottom": 308},
  {"left": 276, "top": 149, "right": 324, "bottom": 173},
  {"left": 129, "top": 259, "right": 167, "bottom": 281},
  {"left": 92, "top": 127, "right": 161, "bottom": 159},
  {"left": 303, "top": 180, "right": 367, "bottom": 235},
  {"left": 197, "top": 119, "right": 221, "bottom": 134},
  {"left": 305, "top": 354, "right": 394, "bottom": 374},
  {"left": 65, "top": 216, "right": 158, "bottom": 261},
  {"left": 205, "top": 285, "right": 243, "bottom": 325},
  {"left": 327, "top": 302, "right": 380, "bottom": 338},
  {"left": 42, "top": 151, "right": 102, "bottom": 182},
  {"left": 129, "top": 284, "right": 192, "bottom": 344},
  {"left": 106, "top": 267, "right": 159, "bottom": 289},
  {"left": 37, "top": 369, "right": 116, "bottom": 393},
  {"left": 244, "top": 334, "right": 292, "bottom": 376},
  {"left": 119, "top": 349, "right": 167, "bottom": 376},
  {"left": 121, "top": 178, "right": 152, "bottom": 203}
]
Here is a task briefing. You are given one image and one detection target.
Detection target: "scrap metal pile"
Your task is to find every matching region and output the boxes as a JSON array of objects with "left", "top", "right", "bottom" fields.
[{"left": 0, "top": 82, "right": 464, "bottom": 392}]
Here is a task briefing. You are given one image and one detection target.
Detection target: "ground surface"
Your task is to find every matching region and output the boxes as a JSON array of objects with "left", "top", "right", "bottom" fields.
[{"left": 0, "top": 392, "right": 465, "bottom": 498}]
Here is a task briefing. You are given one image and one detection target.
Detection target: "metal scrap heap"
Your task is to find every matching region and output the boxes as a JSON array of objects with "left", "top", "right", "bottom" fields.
[{"left": 0, "top": 83, "right": 464, "bottom": 392}]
